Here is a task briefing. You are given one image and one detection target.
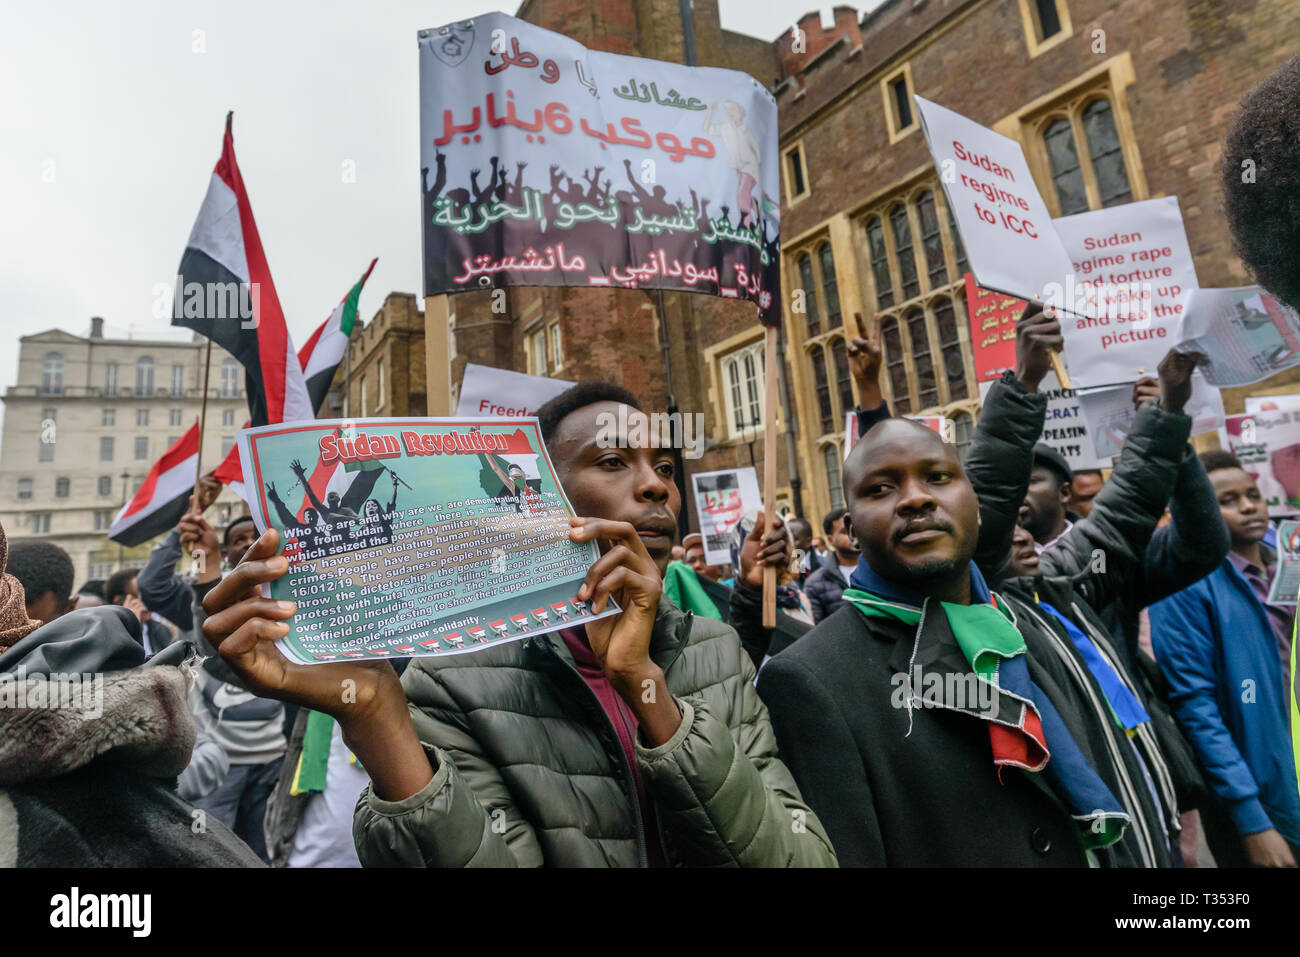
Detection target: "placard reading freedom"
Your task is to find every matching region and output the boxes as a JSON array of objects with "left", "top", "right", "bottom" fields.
[{"left": 237, "top": 417, "right": 616, "bottom": 664}]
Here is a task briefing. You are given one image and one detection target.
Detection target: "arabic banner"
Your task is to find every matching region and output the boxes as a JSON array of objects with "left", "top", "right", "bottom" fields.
[
  {"left": 1224, "top": 410, "right": 1300, "bottom": 516},
  {"left": 691, "top": 467, "right": 761, "bottom": 565},
  {"left": 1052, "top": 196, "right": 1200, "bottom": 390},
  {"left": 456, "top": 362, "right": 573, "bottom": 417},
  {"left": 1176, "top": 286, "right": 1300, "bottom": 387},
  {"left": 419, "top": 14, "right": 781, "bottom": 322},
  {"left": 964, "top": 274, "right": 1024, "bottom": 382},
  {"left": 236, "top": 416, "right": 617, "bottom": 664}
]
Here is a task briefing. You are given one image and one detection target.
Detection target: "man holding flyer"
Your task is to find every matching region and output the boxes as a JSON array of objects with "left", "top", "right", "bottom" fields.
[{"left": 201, "top": 382, "right": 835, "bottom": 867}]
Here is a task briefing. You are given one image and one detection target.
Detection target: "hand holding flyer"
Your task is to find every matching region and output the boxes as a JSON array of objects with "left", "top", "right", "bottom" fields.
[{"left": 235, "top": 416, "right": 618, "bottom": 665}]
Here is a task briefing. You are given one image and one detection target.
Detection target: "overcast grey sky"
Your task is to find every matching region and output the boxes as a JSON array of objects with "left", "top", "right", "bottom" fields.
[{"left": 2, "top": 0, "right": 869, "bottom": 418}]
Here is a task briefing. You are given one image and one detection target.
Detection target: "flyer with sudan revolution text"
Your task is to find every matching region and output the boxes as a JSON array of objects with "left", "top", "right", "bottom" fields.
[{"left": 237, "top": 417, "right": 618, "bottom": 665}]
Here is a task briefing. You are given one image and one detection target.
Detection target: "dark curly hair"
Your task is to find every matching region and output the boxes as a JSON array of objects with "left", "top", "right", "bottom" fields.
[
  {"left": 535, "top": 381, "right": 641, "bottom": 442},
  {"left": 7, "top": 540, "right": 74, "bottom": 605},
  {"left": 1220, "top": 52, "right": 1300, "bottom": 309}
]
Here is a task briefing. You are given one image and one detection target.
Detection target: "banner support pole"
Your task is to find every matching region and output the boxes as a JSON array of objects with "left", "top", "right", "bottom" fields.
[
  {"left": 1049, "top": 349, "right": 1071, "bottom": 391},
  {"left": 192, "top": 338, "right": 213, "bottom": 513},
  {"left": 762, "top": 324, "right": 779, "bottom": 628}
]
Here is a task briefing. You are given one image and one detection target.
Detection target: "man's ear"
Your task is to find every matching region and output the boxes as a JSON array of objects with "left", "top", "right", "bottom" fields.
[{"left": 1059, "top": 481, "right": 1073, "bottom": 508}]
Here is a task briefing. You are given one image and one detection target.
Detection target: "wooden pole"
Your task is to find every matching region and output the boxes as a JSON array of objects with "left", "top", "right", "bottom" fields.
[
  {"left": 1048, "top": 349, "right": 1071, "bottom": 390},
  {"left": 424, "top": 295, "right": 451, "bottom": 416},
  {"left": 762, "top": 324, "right": 779, "bottom": 628},
  {"left": 192, "top": 338, "right": 213, "bottom": 512}
]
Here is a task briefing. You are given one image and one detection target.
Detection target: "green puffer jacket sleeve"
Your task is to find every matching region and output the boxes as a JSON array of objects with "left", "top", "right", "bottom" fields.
[
  {"left": 352, "top": 665, "right": 542, "bottom": 868},
  {"left": 634, "top": 645, "right": 838, "bottom": 867}
]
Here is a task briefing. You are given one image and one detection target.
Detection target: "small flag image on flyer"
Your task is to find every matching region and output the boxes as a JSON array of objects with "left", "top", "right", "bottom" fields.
[{"left": 237, "top": 417, "right": 618, "bottom": 665}]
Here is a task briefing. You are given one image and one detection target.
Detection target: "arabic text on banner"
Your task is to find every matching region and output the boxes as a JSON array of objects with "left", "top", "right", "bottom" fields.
[
  {"left": 237, "top": 417, "right": 617, "bottom": 664},
  {"left": 420, "top": 14, "right": 780, "bottom": 322}
]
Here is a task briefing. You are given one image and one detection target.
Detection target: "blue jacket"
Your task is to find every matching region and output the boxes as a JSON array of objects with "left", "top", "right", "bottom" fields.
[
  {"left": 1148, "top": 558, "right": 1300, "bottom": 843},
  {"left": 136, "top": 529, "right": 195, "bottom": 633}
]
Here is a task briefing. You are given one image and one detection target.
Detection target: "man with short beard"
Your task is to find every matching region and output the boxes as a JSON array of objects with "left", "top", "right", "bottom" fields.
[
  {"left": 758, "top": 409, "right": 1149, "bottom": 865},
  {"left": 199, "top": 382, "right": 834, "bottom": 867},
  {"left": 759, "top": 308, "right": 1190, "bottom": 868}
]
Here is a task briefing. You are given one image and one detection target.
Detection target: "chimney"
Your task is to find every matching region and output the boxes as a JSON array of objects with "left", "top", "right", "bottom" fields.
[{"left": 90, "top": 316, "right": 104, "bottom": 339}]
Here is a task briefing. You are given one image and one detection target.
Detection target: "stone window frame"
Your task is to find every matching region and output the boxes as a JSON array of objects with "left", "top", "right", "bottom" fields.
[
  {"left": 783, "top": 140, "right": 811, "bottom": 206},
  {"left": 788, "top": 233, "right": 855, "bottom": 442},
  {"left": 719, "top": 338, "right": 767, "bottom": 441},
  {"left": 852, "top": 179, "right": 976, "bottom": 414},
  {"left": 1018, "top": 0, "right": 1073, "bottom": 58},
  {"left": 998, "top": 53, "right": 1148, "bottom": 218},
  {"left": 880, "top": 61, "right": 918, "bottom": 145}
]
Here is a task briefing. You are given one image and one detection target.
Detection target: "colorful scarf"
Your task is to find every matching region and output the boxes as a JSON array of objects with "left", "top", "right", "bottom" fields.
[
  {"left": 845, "top": 558, "right": 1129, "bottom": 850},
  {"left": 1037, "top": 600, "right": 1149, "bottom": 732}
]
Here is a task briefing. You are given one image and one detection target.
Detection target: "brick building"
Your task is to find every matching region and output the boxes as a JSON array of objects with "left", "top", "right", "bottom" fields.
[
  {"left": 344, "top": 292, "right": 428, "bottom": 419},
  {"left": 776, "top": 0, "right": 1300, "bottom": 518},
  {"left": 436, "top": 0, "right": 1300, "bottom": 526}
]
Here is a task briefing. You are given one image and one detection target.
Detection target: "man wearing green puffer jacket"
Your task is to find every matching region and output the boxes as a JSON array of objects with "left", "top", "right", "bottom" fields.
[{"left": 200, "top": 382, "right": 835, "bottom": 867}]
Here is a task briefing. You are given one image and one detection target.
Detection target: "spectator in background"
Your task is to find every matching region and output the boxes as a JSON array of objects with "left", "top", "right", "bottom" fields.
[
  {"left": 681, "top": 532, "right": 725, "bottom": 581},
  {"left": 7, "top": 540, "right": 74, "bottom": 625},
  {"left": 1068, "top": 469, "right": 1105, "bottom": 518},
  {"left": 1018, "top": 445, "right": 1077, "bottom": 552},
  {"left": 788, "top": 517, "right": 818, "bottom": 586},
  {"left": 105, "top": 568, "right": 174, "bottom": 656},
  {"left": 803, "top": 508, "right": 860, "bottom": 623},
  {"left": 0, "top": 520, "right": 261, "bottom": 868},
  {"left": 1148, "top": 450, "right": 1300, "bottom": 867},
  {"left": 73, "top": 580, "right": 104, "bottom": 609},
  {"left": 184, "top": 510, "right": 286, "bottom": 865},
  {"left": 136, "top": 476, "right": 225, "bottom": 638}
]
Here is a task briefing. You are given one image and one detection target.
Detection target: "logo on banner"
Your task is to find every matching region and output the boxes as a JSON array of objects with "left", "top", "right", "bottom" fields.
[{"left": 429, "top": 21, "right": 475, "bottom": 67}]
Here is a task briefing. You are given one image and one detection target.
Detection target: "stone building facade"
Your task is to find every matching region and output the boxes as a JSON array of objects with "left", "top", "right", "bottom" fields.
[{"left": 0, "top": 317, "right": 246, "bottom": 585}]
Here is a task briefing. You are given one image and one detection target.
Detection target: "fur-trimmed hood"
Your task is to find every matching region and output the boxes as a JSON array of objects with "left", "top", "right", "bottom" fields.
[{"left": 0, "top": 606, "right": 197, "bottom": 785}]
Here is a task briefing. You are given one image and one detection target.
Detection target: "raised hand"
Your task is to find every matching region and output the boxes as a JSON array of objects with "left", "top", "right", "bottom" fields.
[
  {"left": 1132, "top": 376, "right": 1160, "bottom": 410},
  {"left": 290, "top": 458, "right": 307, "bottom": 477},
  {"left": 1156, "top": 348, "right": 1203, "bottom": 414},
  {"left": 1014, "top": 303, "right": 1064, "bottom": 393},
  {"left": 846, "top": 312, "right": 884, "bottom": 408},
  {"left": 739, "top": 510, "right": 792, "bottom": 589},
  {"left": 568, "top": 517, "right": 681, "bottom": 745}
]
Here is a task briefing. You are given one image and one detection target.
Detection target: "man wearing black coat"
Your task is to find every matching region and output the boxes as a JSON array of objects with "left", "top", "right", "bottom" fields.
[{"left": 757, "top": 308, "right": 1194, "bottom": 866}]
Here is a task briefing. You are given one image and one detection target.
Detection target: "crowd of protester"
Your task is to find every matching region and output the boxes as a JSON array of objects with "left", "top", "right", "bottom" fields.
[{"left": 1, "top": 54, "right": 1299, "bottom": 869}]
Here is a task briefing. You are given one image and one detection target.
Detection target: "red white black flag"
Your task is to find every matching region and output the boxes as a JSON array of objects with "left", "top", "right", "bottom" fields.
[
  {"left": 108, "top": 424, "right": 201, "bottom": 546},
  {"left": 172, "top": 113, "right": 312, "bottom": 428}
]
